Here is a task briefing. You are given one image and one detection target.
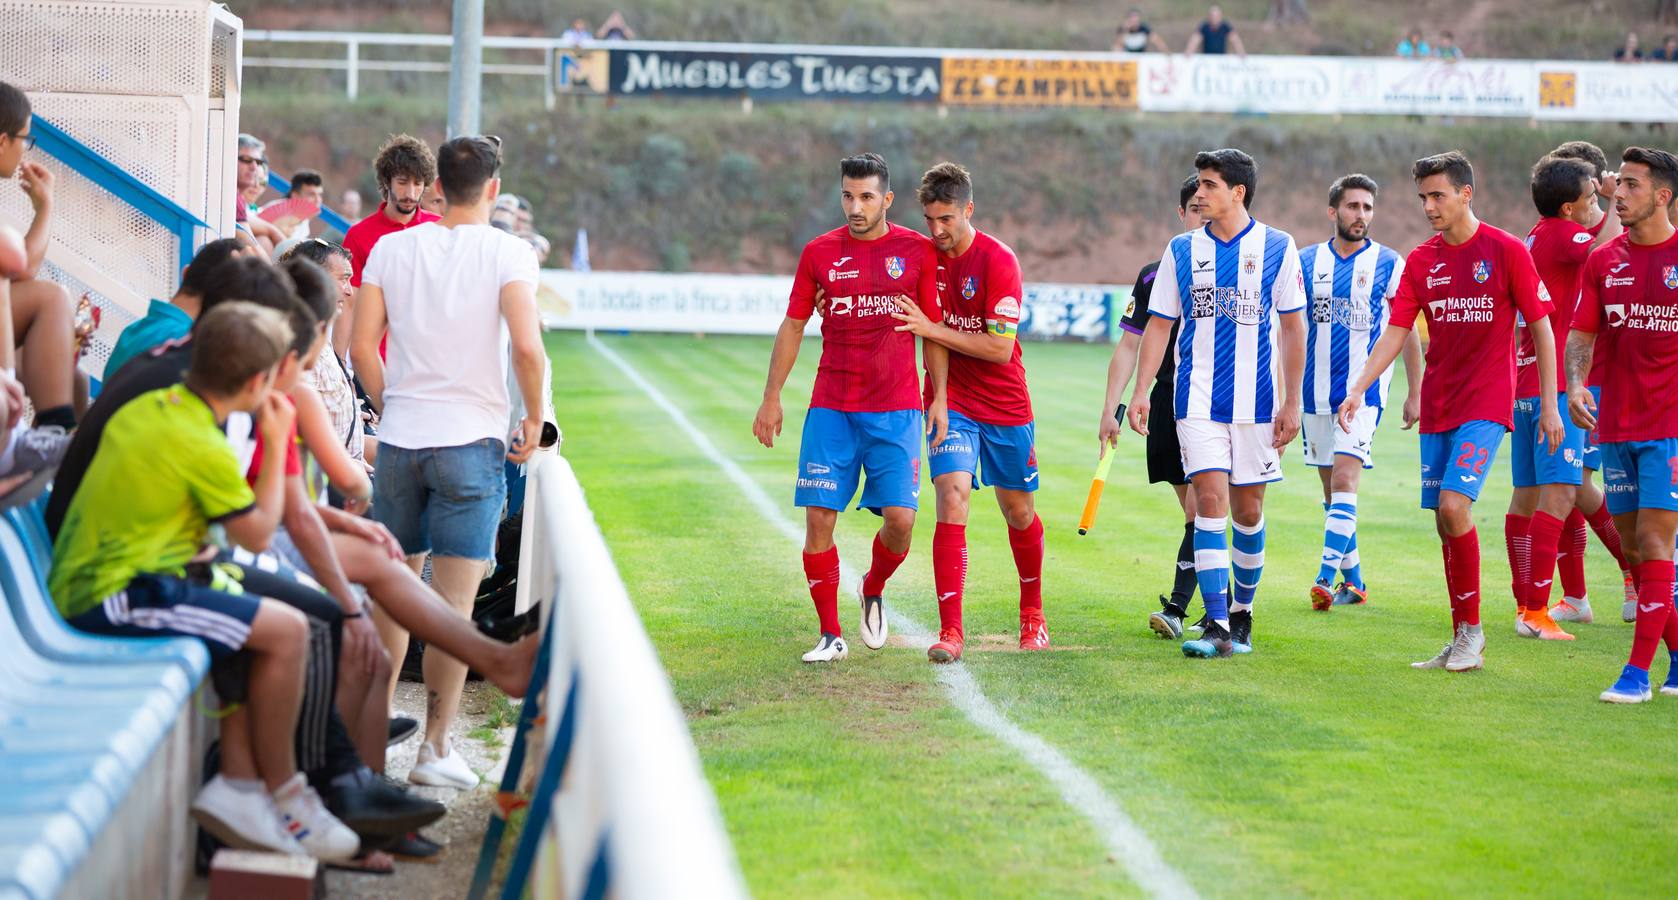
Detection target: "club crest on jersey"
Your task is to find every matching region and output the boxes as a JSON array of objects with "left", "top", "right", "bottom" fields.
[
  {"left": 885, "top": 256, "right": 906, "bottom": 279},
  {"left": 1472, "top": 260, "right": 1491, "bottom": 283},
  {"left": 961, "top": 275, "right": 977, "bottom": 300},
  {"left": 1664, "top": 265, "right": 1678, "bottom": 290},
  {"left": 1242, "top": 254, "right": 1257, "bottom": 275},
  {"left": 1356, "top": 271, "right": 1370, "bottom": 290}
]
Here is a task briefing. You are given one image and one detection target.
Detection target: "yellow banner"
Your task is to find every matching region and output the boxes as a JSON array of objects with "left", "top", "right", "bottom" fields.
[{"left": 941, "top": 57, "right": 1138, "bottom": 108}]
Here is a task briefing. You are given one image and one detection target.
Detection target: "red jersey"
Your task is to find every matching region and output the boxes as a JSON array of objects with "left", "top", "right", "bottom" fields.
[
  {"left": 788, "top": 224, "right": 941, "bottom": 413},
  {"left": 1389, "top": 223, "right": 1551, "bottom": 434},
  {"left": 1517, "top": 216, "right": 1595, "bottom": 397},
  {"left": 927, "top": 230, "right": 1032, "bottom": 426},
  {"left": 343, "top": 202, "right": 442, "bottom": 288},
  {"left": 1571, "top": 231, "right": 1678, "bottom": 442}
]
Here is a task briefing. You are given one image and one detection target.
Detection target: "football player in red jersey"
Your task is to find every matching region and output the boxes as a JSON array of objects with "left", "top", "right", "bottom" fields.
[
  {"left": 887, "top": 162, "right": 1046, "bottom": 662},
  {"left": 1566, "top": 147, "right": 1678, "bottom": 702},
  {"left": 1340, "top": 151, "right": 1561, "bottom": 672},
  {"left": 753, "top": 153, "right": 949, "bottom": 663}
]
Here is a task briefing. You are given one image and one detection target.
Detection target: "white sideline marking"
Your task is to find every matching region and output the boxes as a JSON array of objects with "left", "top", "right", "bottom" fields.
[{"left": 588, "top": 331, "right": 1197, "bottom": 900}]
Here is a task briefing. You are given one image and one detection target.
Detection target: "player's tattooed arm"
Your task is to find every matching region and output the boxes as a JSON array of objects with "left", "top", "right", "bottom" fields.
[{"left": 1564, "top": 329, "right": 1598, "bottom": 430}]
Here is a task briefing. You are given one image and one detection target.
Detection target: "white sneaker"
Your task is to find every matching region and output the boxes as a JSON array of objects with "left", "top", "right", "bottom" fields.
[
  {"left": 1411, "top": 642, "right": 1454, "bottom": 669},
  {"left": 801, "top": 633, "right": 848, "bottom": 663},
  {"left": 1553, "top": 597, "right": 1593, "bottom": 624},
  {"left": 272, "top": 773, "right": 359, "bottom": 862},
  {"left": 1444, "top": 623, "right": 1486, "bottom": 672},
  {"left": 191, "top": 775, "right": 302, "bottom": 854},
  {"left": 410, "top": 740, "right": 481, "bottom": 789},
  {"left": 858, "top": 583, "right": 887, "bottom": 650}
]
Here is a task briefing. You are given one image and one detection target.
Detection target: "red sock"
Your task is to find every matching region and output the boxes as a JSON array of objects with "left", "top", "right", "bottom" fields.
[
  {"left": 1558, "top": 508, "right": 1589, "bottom": 600},
  {"left": 1442, "top": 541, "right": 1460, "bottom": 630},
  {"left": 1629, "top": 560, "right": 1675, "bottom": 670},
  {"left": 1447, "top": 528, "right": 1482, "bottom": 627},
  {"left": 802, "top": 547, "right": 842, "bottom": 636},
  {"left": 1586, "top": 501, "right": 1629, "bottom": 574},
  {"left": 861, "top": 532, "right": 908, "bottom": 598},
  {"left": 1526, "top": 511, "right": 1564, "bottom": 612},
  {"left": 1008, "top": 514, "right": 1045, "bottom": 612},
  {"left": 1664, "top": 590, "right": 1678, "bottom": 652},
  {"left": 1505, "top": 514, "right": 1531, "bottom": 611},
  {"left": 932, "top": 523, "right": 967, "bottom": 636}
]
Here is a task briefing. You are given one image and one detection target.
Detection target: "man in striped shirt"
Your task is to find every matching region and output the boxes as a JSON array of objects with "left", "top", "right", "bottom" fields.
[
  {"left": 1128, "top": 148, "right": 1307, "bottom": 658},
  {"left": 1299, "top": 175, "right": 1423, "bottom": 611}
]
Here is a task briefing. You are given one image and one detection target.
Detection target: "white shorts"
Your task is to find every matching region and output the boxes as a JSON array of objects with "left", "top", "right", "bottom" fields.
[
  {"left": 1302, "top": 407, "right": 1379, "bottom": 469},
  {"left": 1177, "top": 418, "right": 1282, "bottom": 486}
]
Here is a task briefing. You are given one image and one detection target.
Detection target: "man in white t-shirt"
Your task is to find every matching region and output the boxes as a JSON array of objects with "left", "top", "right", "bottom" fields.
[{"left": 351, "top": 134, "right": 546, "bottom": 790}]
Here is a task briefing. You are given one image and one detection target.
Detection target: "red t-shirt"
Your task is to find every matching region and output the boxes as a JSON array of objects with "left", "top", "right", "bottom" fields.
[
  {"left": 1389, "top": 223, "right": 1551, "bottom": 434},
  {"left": 1517, "top": 216, "right": 1596, "bottom": 397},
  {"left": 1571, "top": 230, "right": 1678, "bottom": 442},
  {"left": 788, "top": 223, "right": 941, "bottom": 413},
  {"left": 926, "top": 230, "right": 1032, "bottom": 426},
  {"left": 343, "top": 202, "right": 443, "bottom": 288},
  {"left": 246, "top": 398, "right": 303, "bottom": 483}
]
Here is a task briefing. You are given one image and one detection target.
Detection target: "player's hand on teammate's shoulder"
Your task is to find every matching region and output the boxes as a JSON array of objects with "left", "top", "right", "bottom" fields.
[
  {"left": 753, "top": 396, "right": 783, "bottom": 449},
  {"left": 890, "top": 295, "right": 934, "bottom": 336}
]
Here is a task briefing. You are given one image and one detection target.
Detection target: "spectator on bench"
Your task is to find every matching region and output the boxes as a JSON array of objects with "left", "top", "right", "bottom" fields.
[
  {"left": 105, "top": 237, "right": 246, "bottom": 380},
  {"left": 46, "top": 257, "right": 449, "bottom": 854},
  {"left": 235, "top": 133, "right": 285, "bottom": 256},
  {"left": 48, "top": 300, "right": 361, "bottom": 860},
  {"left": 284, "top": 239, "right": 374, "bottom": 468},
  {"left": 0, "top": 81, "right": 84, "bottom": 484}
]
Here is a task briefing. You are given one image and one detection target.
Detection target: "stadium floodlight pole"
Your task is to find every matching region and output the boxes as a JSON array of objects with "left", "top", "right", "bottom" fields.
[{"left": 447, "top": 0, "right": 484, "bottom": 139}]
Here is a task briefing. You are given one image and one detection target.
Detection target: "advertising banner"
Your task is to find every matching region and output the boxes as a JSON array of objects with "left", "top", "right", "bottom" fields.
[
  {"left": 539, "top": 271, "right": 1118, "bottom": 342},
  {"left": 941, "top": 56, "right": 1138, "bottom": 108},
  {"left": 1533, "top": 63, "right": 1678, "bottom": 123},
  {"left": 607, "top": 48, "right": 941, "bottom": 101},
  {"left": 1135, "top": 54, "right": 1340, "bottom": 114},
  {"left": 1340, "top": 59, "right": 1534, "bottom": 117}
]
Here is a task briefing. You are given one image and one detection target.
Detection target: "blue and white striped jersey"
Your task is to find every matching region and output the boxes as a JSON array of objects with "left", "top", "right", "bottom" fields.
[
  {"left": 1150, "top": 220, "right": 1305, "bottom": 424},
  {"left": 1299, "top": 239, "right": 1405, "bottom": 415}
]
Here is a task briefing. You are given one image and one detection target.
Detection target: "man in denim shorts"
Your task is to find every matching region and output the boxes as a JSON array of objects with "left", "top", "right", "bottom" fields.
[{"left": 353, "top": 134, "right": 546, "bottom": 789}]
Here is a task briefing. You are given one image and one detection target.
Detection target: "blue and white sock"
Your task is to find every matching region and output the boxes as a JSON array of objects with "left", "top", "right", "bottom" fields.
[
  {"left": 1340, "top": 531, "right": 1364, "bottom": 590},
  {"left": 1193, "top": 515, "right": 1231, "bottom": 630},
  {"left": 1231, "top": 517, "right": 1266, "bottom": 613},
  {"left": 1317, "top": 492, "right": 1358, "bottom": 585}
]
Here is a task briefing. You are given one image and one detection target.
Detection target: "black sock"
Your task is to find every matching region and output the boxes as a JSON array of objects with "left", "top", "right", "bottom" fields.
[
  {"left": 1170, "top": 521, "right": 1197, "bottom": 611},
  {"left": 34, "top": 405, "right": 75, "bottom": 431}
]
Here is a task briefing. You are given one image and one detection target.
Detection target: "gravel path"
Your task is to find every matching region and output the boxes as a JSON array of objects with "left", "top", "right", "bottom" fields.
[{"left": 324, "top": 679, "right": 518, "bottom": 900}]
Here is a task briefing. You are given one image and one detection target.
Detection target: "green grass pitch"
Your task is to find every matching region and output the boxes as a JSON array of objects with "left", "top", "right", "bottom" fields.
[{"left": 549, "top": 330, "right": 1676, "bottom": 898}]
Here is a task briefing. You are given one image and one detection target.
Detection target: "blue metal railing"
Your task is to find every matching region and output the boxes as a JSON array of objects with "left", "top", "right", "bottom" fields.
[
  {"left": 30, "top": 114, "right": 212, "bottom": 273},
  {"left": 266, "top": 171, "right": 352, "bottom": 234}
]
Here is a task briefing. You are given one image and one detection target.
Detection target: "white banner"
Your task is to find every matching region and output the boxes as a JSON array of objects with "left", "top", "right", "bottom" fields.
[
  {"left": 1533, "top": 62, "right": 1678, "bottom": 123},
  {"left": 1137, "top": 54, "right": 1340, "bottom": 114},
  {"left": 539, "top": 270, "right": 1119, "bottom": 341},
  {"left": 1341, "top": 59, "right": 1535, "bottom": 117}
]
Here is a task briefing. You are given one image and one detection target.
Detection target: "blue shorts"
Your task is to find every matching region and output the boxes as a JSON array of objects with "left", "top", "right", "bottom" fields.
[
  {"left": 67, "top": 573, "right": 260, "bottom": 661},
  {"left": 795, "top": 408, "right": 922, "bottom": 513},
  {"left": 927, "top": 410, "right": 1039, "bottom": 492},
  {"left": 374, "top": 438, "right": 509, "bottom": 562},
  {"left": 1582, "top": 386, "right": 1602, "bottom": 471},
  {"left": 1511, "top": 394, "right": 1585, "bottom": 488},
  {"left": 1601, "top": 439, "right": 1678, "bottom": 516},
  {"left": 1419, "top": 419, "right": 1507, "bottom": 509}
]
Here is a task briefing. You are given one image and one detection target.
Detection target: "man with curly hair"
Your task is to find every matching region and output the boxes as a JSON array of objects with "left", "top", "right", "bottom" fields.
[{"left": 342, "top": 135, "right": 439, "bottom": 300}]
